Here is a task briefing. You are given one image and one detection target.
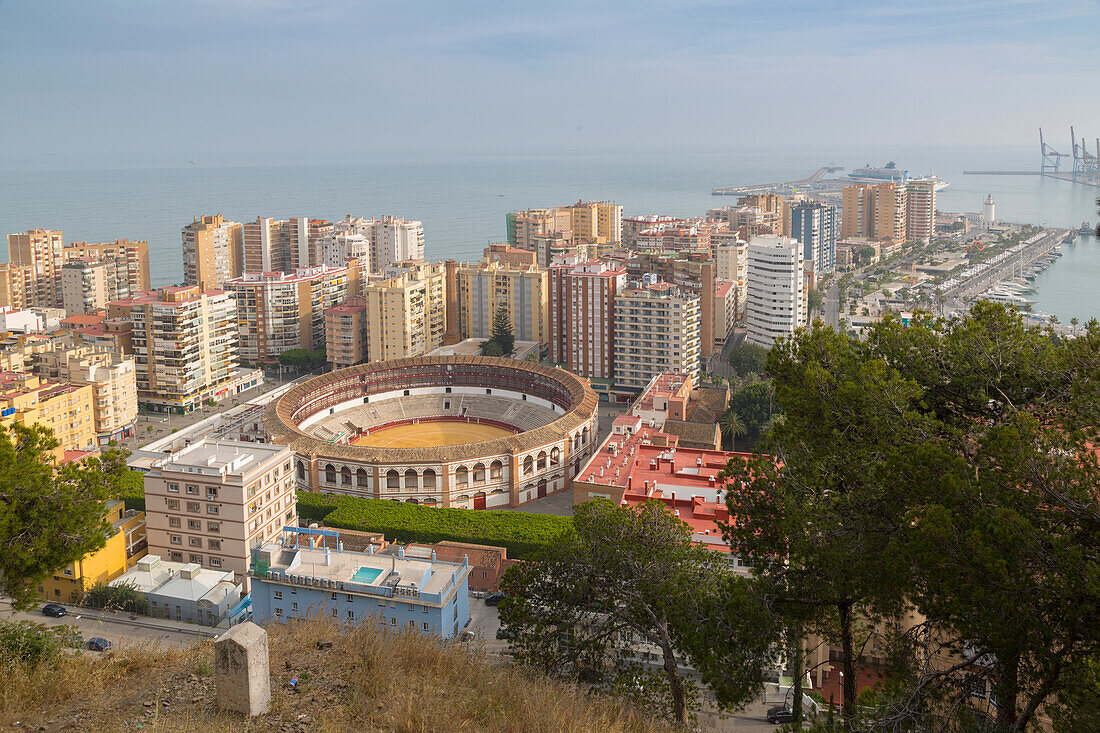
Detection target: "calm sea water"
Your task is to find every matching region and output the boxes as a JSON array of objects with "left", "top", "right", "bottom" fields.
[{"left": 1, "top": 146, "right": 1096, "bottom": 320}]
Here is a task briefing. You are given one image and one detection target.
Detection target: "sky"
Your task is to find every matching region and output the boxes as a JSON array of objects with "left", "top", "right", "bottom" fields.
[{"left": 1, "top": 0, "right": 1098, "bottom": 164}]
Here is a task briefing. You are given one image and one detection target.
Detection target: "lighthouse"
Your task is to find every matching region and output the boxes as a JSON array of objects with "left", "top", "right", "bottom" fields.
[{"left": 981, "top": 194, "right": 996, "bottom": 228}]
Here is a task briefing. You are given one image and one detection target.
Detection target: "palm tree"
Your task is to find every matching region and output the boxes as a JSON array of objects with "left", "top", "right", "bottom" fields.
[
  {"left": 719, "top": 410, "right": 747, "bottom": 451},
  {"left": 1071, "top": 317, "right": 1080, "bottom": 337}
]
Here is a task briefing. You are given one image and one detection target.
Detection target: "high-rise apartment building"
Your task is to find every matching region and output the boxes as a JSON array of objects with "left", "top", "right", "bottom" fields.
[
  {"left": 321, "top": 232, "right": 372, "bottom": 272},
  {"left": 905, "top": 179, "right": 937, "bottom": 244},
  {"left": 182, "top": 215, "right": 243, "bottom": 289},
  {"left": 7, "top": 229, "right": 65, "bottom": 308},
  {"left": 61, "top": 257, "right": 133, "bottom": 315},
  {"left": 108, "top": 286, "right": 238, "bottom": 413},
  {"left": 456, "top": 261, "right": 549, "bottom": 349},
  {"left": 63, "top": 240, "right": 151, "bottom": 293},
  {"left": 713, "top": 231, "right": 747, "bottom": 312},
  {"left": 507, "top": 201, "right": 621, "bottom": 251},
  {"left": 548, "top": 258, "right": 625, "bottom": 387},
  {"left": 361, "top": 261, "right": 447, "bottom": 362},
  {"left": 745, "top": 236, "right": 805, "bottom": 347},
  {"left": 841, "top": 183, "right": 907, "bottom": 243},
  {"left": 224, "top": 263, "right": 359, "bottom": 365},
  {"left": 324, "top": 299, "right": 369, "bottom": 368},
  {"left": 0, "top": 263, "right": 34, "bottom": 311},
  {"left": 332, "top": 215, "right": 424, "bottom": 274},
  {"left": 143, "top": 439, "right": 296, "bottom": 587},
  {"left": 789, "top": 202, "right": 837, "bottom": 275},
  {"left": 736, "top": 194, "right": 789, "bottom": 235},
  {"left": 242, "top": 217, "right": 332, "bottom": 274},
  {"left": 613, "top": 280, "right": 701, "bottom": 393}
]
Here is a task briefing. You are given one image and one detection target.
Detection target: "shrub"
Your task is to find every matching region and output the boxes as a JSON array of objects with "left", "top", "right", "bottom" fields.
[
  {"left": 297, "top": 493, "right": 572, "bottom": 559},
  {"left": 83, "top": 580, "right": 148, "bottom": 614},
  {"left": 0, "top": 621, "right": 81, "bottom": 668},
  {"left": 117, "top": 469, "right": 145, "bottom": 511}
]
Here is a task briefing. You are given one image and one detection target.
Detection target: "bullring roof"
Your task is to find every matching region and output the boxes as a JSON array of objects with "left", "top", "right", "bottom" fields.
[{"left": 263, "top": 355, "right": 598, "bottom": 463}]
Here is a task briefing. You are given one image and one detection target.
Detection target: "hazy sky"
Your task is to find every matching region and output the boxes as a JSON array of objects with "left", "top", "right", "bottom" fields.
[{"left": 2, "top": 0, "right": 1098, "bottom": 163}]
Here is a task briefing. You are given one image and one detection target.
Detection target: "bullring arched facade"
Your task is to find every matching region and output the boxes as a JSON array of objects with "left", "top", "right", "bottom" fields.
[{"left": 263, "top": 356, "right": 600, "bottom": 509}]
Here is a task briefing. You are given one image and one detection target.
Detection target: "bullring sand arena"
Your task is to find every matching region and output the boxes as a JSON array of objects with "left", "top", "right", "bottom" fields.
[
  {"left": 263, "top": 355, "right": 600, "bottom": 509},
  {"left": 352, "top": 419, "right": 517, "bottom": 448}
]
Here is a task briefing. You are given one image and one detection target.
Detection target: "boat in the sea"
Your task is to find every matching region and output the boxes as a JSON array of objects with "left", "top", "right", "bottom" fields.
[
  {"left": 1080, "top": 221, "right": 1094, "bottom": 236},
  {"left": 848, "top": 162, "right": 908, "bottom": 183}
]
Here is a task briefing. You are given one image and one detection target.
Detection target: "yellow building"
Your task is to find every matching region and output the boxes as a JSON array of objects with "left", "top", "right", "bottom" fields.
[
  {"left": 62, "top": 239, "right": 151, "bottom": 293},
  {"left": 38, "top": 500, "right": 147, "bottom": 605},
  {"left": 361, "top": 261, "right": 447, "bottom": 361},
  {"left": 0, "top": 263, "right": 34, "bottom": 311},
  {"left": 842, "top": 183, "right": 907, "bottom": 243},
  {"left": 0, "top": 372, "right": 96, "bottom": 455},
  {"left": 456, "top": 261, "right": 549, "bottom": 350},
  {"left": 568, "top": 200, "right": 622, "bottom": 244},
  {"left": 182, "top": 214, "right": 243, "bottom": 290}
]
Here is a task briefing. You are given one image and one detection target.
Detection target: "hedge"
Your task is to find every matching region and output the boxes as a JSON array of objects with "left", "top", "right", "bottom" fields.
[
  {"left": 297, "top": 492, "right": 572, "bottom": 560},
  {"left": 118, "top": 470, "right": 145, "bottom": 512}
]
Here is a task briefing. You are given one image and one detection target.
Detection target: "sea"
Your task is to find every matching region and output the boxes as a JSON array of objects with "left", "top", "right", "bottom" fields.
[{"left": 1, "top": 145, "right": 1097, "bottom": 322}]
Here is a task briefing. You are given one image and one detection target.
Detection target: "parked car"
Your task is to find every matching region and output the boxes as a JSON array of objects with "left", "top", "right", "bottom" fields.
[
  {"left": 85, "top": 637, "right": 112, "bottom": 652},
  {"left": 484, "top": 592, "right": 505, "bottom": 606},
  {"left": 766, "top": 705, "right": 794, "bottom": 724},
  {"left": 41, "top": 603, "right": 67, "bottom": 617}
]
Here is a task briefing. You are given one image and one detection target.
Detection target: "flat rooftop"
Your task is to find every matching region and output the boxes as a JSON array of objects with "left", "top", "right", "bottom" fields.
[{"left": 156, "top": 438, "right": 289, "bottom": 477}]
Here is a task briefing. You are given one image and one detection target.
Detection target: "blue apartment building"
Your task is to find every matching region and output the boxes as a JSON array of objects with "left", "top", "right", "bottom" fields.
[
  {"left": 250, "top": 528, "right": 471, "bottom": 639},
  {"left": 790, "top": 201, "right": 837, "bottom": 275}
]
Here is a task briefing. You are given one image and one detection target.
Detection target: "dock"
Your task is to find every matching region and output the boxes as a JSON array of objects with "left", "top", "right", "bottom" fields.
[{"left": 712, "top": 167, "right": 846, "bottom": 196}]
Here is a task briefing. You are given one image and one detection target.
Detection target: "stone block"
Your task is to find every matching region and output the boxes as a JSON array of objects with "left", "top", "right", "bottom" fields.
[{"left": 214, "top": 621, "right": 271, "bottom": 716}]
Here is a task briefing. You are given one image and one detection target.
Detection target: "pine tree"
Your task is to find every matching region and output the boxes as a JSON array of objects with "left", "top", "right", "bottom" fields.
[{"left": 489, "top": 303, "right": 515, "bottom": 356}]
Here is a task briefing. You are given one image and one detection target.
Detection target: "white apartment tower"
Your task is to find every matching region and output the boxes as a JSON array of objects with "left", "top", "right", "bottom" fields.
[
  {"left": 745, "top": 236, "right": 805, "bottom": 347},
  {"left": 333, "top": 215, "right": 424, "bottom": 274}
]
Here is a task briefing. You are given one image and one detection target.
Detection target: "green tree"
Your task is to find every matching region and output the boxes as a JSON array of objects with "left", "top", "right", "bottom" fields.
[
  {"left": 727, "top": 342, "right": 769, "bottom": 375},
  {"left": 0, "top": 424, "right": 130, "bottom": 609},
  {"left": 83, "top": 580, "right": 147, "bottom": 614},
  {"left": 481, "top": 340, "right": 505, "bottom": 357},
  {"left": 721, "top": 324, "right": 936, "bottom": 729},
  {"left": 807, "top": 287, "right": 824, "bottom": 313},
  {"left": 718, "top": 411, "right": 746, "bottom": 451},
  {"left": 500, "top": 499, "right": 776, "bottom": 726},
  {"left": 489, "top": 303, "right": 515, "bottom": 356},
  {"left": 861, "top": 304, "right": 1100, "bottom": 731},
  {"left": 727, "top": 381, "right": 777, "bottom": 445}
]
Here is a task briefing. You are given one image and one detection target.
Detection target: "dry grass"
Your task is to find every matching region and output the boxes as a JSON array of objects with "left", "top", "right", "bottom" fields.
[{"left": 1, "top": 619, "right": 672, "bottom": 733}]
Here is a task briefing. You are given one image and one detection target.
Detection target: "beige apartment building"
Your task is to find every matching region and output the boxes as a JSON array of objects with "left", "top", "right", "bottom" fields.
[
  {"left": 108, "top": 286, "right": 238, "bottom": 413},
  {"left": 243, "top": 217, "right": 333, "bottom": 274},
  {"left": 31, "top": 338, "right": 138, "bottom": 444},
  {"left": 361, "top": 261, "right": 447, "bottom": 362},
  {"left": 456, "top": 260, "right": 549, "bottom": 349},
  {"left": 224, "top": 262, "right": 360, "bottom": 365},
  {"left": 62, "top": 240, "right": 151, "bottom": 293},
  {"left": 0, "top": 372, "right": 96, "bottom": 456},
  {"left": 905, "top": 179, "right": 937, "bottom": 244},
  {"left": 61, "top": 257, "right": 133, "bottom": 315},
  {"left": 841, "top": 182, "right": 907, "bottom": 243},
  {"left": 182, "top": 214, "right": 243, "bottom": 289},
  {"left": 612, "top": 281, "right": 701, "bottom": 393},
  {"left": 143, "top": 439, "right": 296, "bottom": 588},
  {"left": 0, "top": 263, "right": 34, "bottom": 311},
  {"left": 507, "top": 201, "right": 622, "bottom": 251},
  {"left": 331, "top": 215, "right": 424, "bottom": 274},
  {"left": 7, "top": 228, "right": 65, "bottom": 308}
]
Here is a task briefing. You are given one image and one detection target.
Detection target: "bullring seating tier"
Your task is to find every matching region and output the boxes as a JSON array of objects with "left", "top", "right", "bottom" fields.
[{"left": 306, "top": 394, "right": 559, "bottom": 440}]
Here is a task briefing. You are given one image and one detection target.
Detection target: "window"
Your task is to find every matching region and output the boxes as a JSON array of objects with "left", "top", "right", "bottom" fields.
[
  {"left": 206, "top": 487, "right": 218, "bottom": 500},
  {"left": 170, "top": 551, "right": 183, "bottom": 562},
  {"left": 274, "top": 590, "right": 282, "bottom": 600},
  {"left": 188, "top": 519, "right": 201, "bottom": 530},
  {"left": 274, "top": 608, "right": 282, "bottom": 618},
  {"left": 347, "top": 610, "right": 355, "bottom": 620},
  {"left": 167, "top": 482, "right": 179, "bottom": 493},
  {"left": 423, "top": 622, "right": 429, "bottom": 630},
  {"left": 330, "top": 592, "right": 337, "bottom": 601},
  {"left": 292, "top": 603, "right": 298, "bottom": 612},
  {"left": 208, "top": 539, "right": 221, "bottom": 550},
  {"left": 332, "top": 608, "right": 338, "bottom": 618},
  {"left": 207, "top": 505, "right": 219, "bottom": 515},
  {"left": 186, "top": 502, "right": 200, "bottom": 512},
  {"left": 189, "top": 537, "right": 202, "bottom": 547},
  {"left": 345, "top": 594, "right": 353, "bottom": 602},
  {"left": 167, "top": 499, "right": 180, "bottom": 510},
  {"left": 208, "top": 522, "right": 220, "bottom": 532},
  {"left": 186, "top": 484, "right": 199, "bottom": 495},
  {"left": 170, "top": 534, "right": 182, "bottom": 545},
  {"left": 189, "top": 554, "right": 202, "bottom": 563},
  {"left": 169, "top": 517, "right": 181, "bottom": 528},
  {"left": 209, "top": 557, "right": 221, "bottom": 568},
  {"left": 390, "top": 617, "right": 396, "bottom": 626},
  {"left": 63, "top": 566, "right": 73, "bottom": 576}
]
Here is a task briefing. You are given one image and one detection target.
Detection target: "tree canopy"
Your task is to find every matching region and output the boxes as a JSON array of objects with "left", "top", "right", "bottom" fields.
[
  {"left": 484, "top": 303, "right": 515, "bottom": 356},
  {"left": 0, "top": 424, "right": 131, "bottom": 609},
  {"left": 727, "top": 342, "right": 769, "bottom": 375}
]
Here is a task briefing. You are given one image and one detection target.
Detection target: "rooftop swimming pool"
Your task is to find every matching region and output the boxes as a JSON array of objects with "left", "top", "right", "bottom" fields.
[{"left": 351, "top": 566, "right": 384, "bottom": 584}]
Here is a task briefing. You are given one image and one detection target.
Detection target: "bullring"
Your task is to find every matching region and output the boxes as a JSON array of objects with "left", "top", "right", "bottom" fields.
[{"left": 264, "top": 356, "right": 599, "bottom": 509}]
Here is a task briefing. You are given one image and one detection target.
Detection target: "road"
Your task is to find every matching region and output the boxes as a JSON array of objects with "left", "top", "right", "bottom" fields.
[
  {"left": 0, "top": 599, "right": 217, "bottom": 650},
  {"left": 824, "top": 281, "right": 841, "bottom": 330}
]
